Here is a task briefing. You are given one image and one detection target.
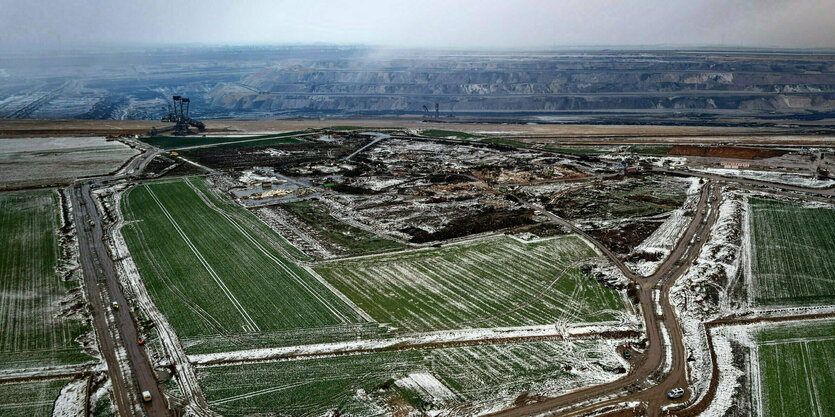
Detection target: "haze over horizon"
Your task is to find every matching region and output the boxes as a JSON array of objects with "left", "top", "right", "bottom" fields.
[{"left": 2, "top": 0, "right": 834, "bottom": 51}]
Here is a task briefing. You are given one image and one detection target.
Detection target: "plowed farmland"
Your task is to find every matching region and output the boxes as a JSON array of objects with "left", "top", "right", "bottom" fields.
[
  {"left": 121, "top": 178, "right": 366, "bottom": 353},
  {"left": 0, "top": 190, "right": 91, "bottom": 370},
  {"left": 748, "top": 198, "right": 835, "bottom": 307},
  {"left": 313, "top": 235, "right": 626, "bottom": 332}
]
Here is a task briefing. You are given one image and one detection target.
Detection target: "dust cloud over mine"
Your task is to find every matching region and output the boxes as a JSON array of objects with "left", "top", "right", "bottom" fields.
[{"left": 1, "top": 1, "right": 834, "bottom": 417}]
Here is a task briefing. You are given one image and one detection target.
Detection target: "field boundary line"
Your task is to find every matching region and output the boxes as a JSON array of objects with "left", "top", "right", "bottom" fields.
[
  {"left": 182, "top": 178, "right": 351, "bottom": 323},
  {"left": 187, "top": 323, "right": 641, "bottom": 367},
  {"left": 757, "top": 335, "right": 835, "bottom": 346},
  {"left": 144, "top": 184, "right": 260, "bottom": 332},
  {"left": 0, "top": 400, "right": 56, "bottom": 410},
  {"left": 751, "top": 344, "right": 763, "bottom": 417},
  {"left": 302, "top": 265, "right": 375, "bottom": 323},
  {"left": 209, "top": 381, "right": 310, "bottom": 405},
  {"left": 801, "top": 342, "right": 823, "bottom": 417}
]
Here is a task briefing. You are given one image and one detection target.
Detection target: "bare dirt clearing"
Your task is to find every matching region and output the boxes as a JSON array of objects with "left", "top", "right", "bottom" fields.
[{"left": 0, "top": 136, "right": 138, "bottom": 189}]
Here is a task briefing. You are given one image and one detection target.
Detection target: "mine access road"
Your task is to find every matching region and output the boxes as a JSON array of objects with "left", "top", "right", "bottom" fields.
[{"left": 71, "top": 142, "right": 170, "bottom": 416}]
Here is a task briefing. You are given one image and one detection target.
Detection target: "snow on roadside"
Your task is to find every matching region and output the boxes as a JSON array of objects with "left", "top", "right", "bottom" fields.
[
  {"left": 52, "top": 377, "right": 87, "bottom": 417},
  {"left": 669, "top": 190, "right": 746, "bottom": 413},
  {"left": 104, "top": 185, "right": 218, "bottom": 417},
  {"left": 627, "top": 177, "right": 702, "bottom": 276},
  {"left": 696, "top": 327, "right": 745, "bottom": 417},
  {"left": 693, "top": 167, "right": 835, "bottom": 188}
]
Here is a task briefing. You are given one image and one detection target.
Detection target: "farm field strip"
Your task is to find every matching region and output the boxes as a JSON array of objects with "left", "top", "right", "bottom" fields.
[
  {"left": 0, "top": 379, "right": 69, "bottom": 417},
  {"left": 748, "top": 197, "right": 835, "bottom": 307},
  {"left": 181, "top": 179, "right": 351, "bottom": 322},
  {"left": 0, "top": 190, "right": 91, "bottom": 370},
  {"left": 187, "top": 322, "right": 637, "bottom": 365},
  {"left": 314, "top": 235, "right": 626, "bottom": 332},
  {"left": 122, "top": 178, "right": 364, "bottom": 349},
  {"left": 144, "top": 184, "right": 260, "bottom": 332},
  {"left": 753, "top": 320, "right": 835, "bottom": 417},
  {"left": 197, "top": 339, "right": 625, "bottom": 416}
]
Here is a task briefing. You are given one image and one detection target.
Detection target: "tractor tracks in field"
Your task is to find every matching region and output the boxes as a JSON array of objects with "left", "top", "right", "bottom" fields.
[
  {"left": 489, "top": 180, "right": 718, "bottom": 417},
  {"left": 181, "top": 178, "right": 355, "bottom": 324}
]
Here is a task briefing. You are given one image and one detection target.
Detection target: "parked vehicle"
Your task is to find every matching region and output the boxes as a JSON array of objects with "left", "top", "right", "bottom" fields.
[{"left": 667, "top": 387, "right": 685, "bottom": 399}]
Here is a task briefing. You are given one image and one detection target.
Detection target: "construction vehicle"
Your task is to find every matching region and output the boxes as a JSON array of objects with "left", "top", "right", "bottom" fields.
[
  {"left": 817, "top": 164, "right": 831, "bottom": 179},
  {"left": 148, "top": 95, "right": 205, "bottom": 136}
]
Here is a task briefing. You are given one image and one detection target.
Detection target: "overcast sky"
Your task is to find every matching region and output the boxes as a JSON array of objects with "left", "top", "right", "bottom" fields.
[{"left": 2, "top": 0, "right": 834, "bottom": 50}]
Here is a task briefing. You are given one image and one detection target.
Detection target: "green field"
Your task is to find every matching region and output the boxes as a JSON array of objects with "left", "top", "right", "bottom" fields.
[
  {"left": 314, "top": 235, "right": 625, "bottom": 332},
  {"left": 0, "top": 379, "right": 69, "bottom": 416},
  {"left": 479, "top": 137, "right": 534, "bottom": 148},
  {"left": 283, "top": 200, "right": 404, "bottom": 255},
  {"left": 0, "top": 191, "right": 92, "bottom": 370},
  {"left": 140, "top": 131, "right": 306, "bottom": 150},
  {"left": 626, "top": 145, "right": 671, "bottom": 155},
  {"left": 198, "top": 339, "right": 620, "bottom": 416},
  {"left": 755, "top": 320, "right": 835, "bottom": 417},
  {"left": 121, "top": 178, "right": 366, "bottom": 352},
  {"left": 421, "top": 129, "right": 478, "bottom": 139},
  {"left": 749, "top": 198, "right": 835, "bottom": 306}
]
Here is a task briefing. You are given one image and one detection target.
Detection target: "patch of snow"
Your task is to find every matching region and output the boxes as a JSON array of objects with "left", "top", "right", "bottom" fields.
[
  {"left": 693, "top": 167, "right": 835, "bottom": 188},
  {"left": 395, "top": 372, "right": 457, "bottom": 403},
  {"left": 670, "top": 190, "right": 747, "bottom": 404},
  {"left": 237, "top": 167, "right": 284, "bottom": 185},
  {"left": 627, "top": 177, "right": 702, "bottom": 276},
  {"left": 190, "top": 323, "right": 639, "bottom": 366},
  {"left": 52, "top": 378, "right": 87, "bottom": 417}
]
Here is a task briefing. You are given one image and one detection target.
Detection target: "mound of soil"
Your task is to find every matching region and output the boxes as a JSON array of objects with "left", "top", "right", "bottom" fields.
[
  {"left": 669, "top": 145, "right": 787, "bottom": 160},
  {"left": 589, "top": 220, "right": 661, "bottom": 255},
  {"left": 404, "top": 208, "right": 534, "bottom": 243}
]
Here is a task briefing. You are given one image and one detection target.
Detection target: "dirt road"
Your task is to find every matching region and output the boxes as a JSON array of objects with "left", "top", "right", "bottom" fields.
[
  {"left": 72, "top": 185, "right": 169, "bottom": 417},
  {"left": 67, "top": 127, "right": 174, "bottom": 417}
]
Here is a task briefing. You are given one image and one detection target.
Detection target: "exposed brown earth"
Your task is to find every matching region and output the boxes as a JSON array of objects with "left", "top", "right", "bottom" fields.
[
  {"left": 669, "top": 145, "right": 789, "bottom": 159},
  {"left": 0, "top": 118, "right": 805, "bottom": 138}
]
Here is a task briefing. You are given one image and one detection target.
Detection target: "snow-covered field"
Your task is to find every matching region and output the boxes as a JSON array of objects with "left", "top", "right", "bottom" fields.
[
  {"left": 0, "top": 190, "right": 93, "bottom": 371},
  {"left": 0, "top": 136, "right": 138, "bottom": 189}
]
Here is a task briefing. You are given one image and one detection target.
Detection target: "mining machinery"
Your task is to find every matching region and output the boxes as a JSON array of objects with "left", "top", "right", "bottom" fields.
[{"left": 148, "top": 95, "right": 206, "bottom": 136}]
